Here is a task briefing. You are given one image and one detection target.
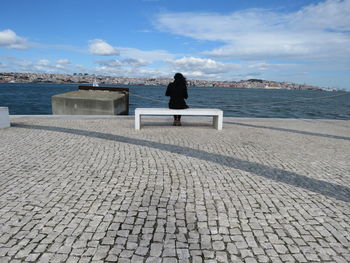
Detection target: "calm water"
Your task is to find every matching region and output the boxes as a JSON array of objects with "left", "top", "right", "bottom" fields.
[{"left": 0, "top": 83, "right": 349, "bottom": 119}]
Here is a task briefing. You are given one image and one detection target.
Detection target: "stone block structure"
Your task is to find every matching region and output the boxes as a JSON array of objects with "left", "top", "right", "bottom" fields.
[
  {"left": 52, "top": 86, "right": 129, "bottom": 115},
  {"left": 0, "top": 107, "right": 10, "bottom": 128}
]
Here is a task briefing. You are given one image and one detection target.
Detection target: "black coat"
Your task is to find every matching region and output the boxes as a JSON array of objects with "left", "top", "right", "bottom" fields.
[{"left": 165, "top": 82, "right": 189, "bottom": 109}]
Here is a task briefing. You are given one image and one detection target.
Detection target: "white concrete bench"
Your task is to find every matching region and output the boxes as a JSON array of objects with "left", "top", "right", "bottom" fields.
[
  {"left": 0, "top": 107, "right": 10, "bottom": 128},
  {"left": 135, "top": 108, "right": 223, "bottom": 130}
]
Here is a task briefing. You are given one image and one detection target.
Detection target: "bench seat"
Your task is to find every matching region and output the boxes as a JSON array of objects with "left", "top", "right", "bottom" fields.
[{"left": 135, "top": 108, "right": 223, "bottom": 130}]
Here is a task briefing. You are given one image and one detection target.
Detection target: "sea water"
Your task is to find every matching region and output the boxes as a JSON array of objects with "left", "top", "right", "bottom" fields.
[{"left": 0, "top": 83, "right": 349, "bottom": 119}]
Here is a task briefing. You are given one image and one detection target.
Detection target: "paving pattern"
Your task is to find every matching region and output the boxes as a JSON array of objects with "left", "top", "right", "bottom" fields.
[{"left": 0, "top": 116, "right": 349, "bottom": 263}]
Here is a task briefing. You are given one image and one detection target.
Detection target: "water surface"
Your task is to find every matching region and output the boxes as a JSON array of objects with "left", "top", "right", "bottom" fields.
[{"left": 0, "top": 83, "right": 349, "bottom": 119}]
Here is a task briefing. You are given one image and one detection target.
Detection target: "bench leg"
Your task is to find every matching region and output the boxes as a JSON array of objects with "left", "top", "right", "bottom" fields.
[
  {"left": 135, "top": 114, "right": 141, "bottom": 130},
  {"left": 213, "top": 114, "right": 223, "bottom": 130},
  {"left": 213, "top": 116, "right": 218, "bottom": 129}
]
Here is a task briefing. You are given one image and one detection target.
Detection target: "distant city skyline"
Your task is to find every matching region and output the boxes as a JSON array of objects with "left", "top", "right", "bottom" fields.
[
  {"left": 1, "top": 0, "right": 350, "bottom": 90},
  {"left": 0, "top": 72, "right": 326, "bottom": 91}
]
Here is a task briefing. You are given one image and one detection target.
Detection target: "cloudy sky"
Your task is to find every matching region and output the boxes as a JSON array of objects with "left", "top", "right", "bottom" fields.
[{"left": 1, "top": 0, "right": 350, "bottom": 89}]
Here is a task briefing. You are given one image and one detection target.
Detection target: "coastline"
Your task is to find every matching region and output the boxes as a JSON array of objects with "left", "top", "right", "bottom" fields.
[{"left": 0, "top": 72, "right": 327, "bottom": 90}]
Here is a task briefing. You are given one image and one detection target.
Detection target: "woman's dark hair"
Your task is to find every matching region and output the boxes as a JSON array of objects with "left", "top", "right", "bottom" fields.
[{"left": 174, "top": 73, "right": 187, "bottom": 86}]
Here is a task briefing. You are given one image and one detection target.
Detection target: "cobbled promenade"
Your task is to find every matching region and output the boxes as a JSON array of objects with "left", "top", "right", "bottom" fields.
[{"left": 0, "top": 116, "right": 349, "bottom": 263}]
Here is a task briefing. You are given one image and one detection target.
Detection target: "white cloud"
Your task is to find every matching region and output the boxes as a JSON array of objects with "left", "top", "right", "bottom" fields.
[
  {"left": 291, "top": 0, "right": 350, "bottom": 31},
  {"left": 137, "top": 29, "right": 153, "bottom": 33},
  {"left": 88, "top": 39, "right": 119, "bottom": 56},
  {"left": 119, "top": 47, "right": 176, "bottom": 62},
  {"left": 156, "top": 0, "right": 350, "bottom": 61},
  {"left": 248, "top": 62, "right": 270, "bottom": 71},
  {"left": 13, "top": 60, "right": 33, "bottom": 69},
  {"left": 56, "top": 59, "right": 70, "bottom": 65},
  {"left": 55, "top": 59, "right": 71, "bottom": 69},
  {"left": 92, "top": 47, "right": 177, "bottom": 77},
  {"left": 94, "top": 57, "right": 163, "bottom": 78},
  {"left": 37, "top": 59, "right": 50, "bottom": 66},
  {"left": 166, "top": 57, "right": 241, "bottom": 75},
  {"left": 9, "top": 58, "right": 74, "bottom": 73},
  {"left": 96, "top": 58, "right": 150, "bottom": 68},
  {"left": 94, "top": 64, "right": 169, "bottom": 78},
  {"left": 0, "top": 29, "right": 29, "bottom": 50}
]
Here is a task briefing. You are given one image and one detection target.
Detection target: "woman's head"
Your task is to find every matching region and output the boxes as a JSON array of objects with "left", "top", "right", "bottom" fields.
[{"left": 174, "top": 73, "right": 186, "bottom": 84}]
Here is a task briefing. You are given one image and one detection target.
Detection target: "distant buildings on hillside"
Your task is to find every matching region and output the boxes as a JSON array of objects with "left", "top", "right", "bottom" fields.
[{"left": 0, "top": 72, "right": 331, "bottom": 91}]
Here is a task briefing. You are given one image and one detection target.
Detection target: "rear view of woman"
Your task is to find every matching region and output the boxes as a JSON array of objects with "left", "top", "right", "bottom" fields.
[{"left": 165, "top": 73, "right": 189, "bottom": 126}]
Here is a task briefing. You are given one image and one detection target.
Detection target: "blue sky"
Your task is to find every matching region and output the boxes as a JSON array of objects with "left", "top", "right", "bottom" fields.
[{"left": 1, "top": 0, "right": 350, "bottom": 89}]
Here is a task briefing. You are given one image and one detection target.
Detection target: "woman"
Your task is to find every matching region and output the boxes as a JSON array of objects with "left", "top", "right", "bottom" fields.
[{"left": 166, "top": 73, "right": 189, "bottom": 126}]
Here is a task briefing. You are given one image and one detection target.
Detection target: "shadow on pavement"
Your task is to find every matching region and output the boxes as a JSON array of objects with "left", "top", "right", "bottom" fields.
[
  {"left": 225, "top": 121, "right": 350, "bottom": 141},
  {"left": 13, "top": 123, "right": 350, "bottom": 203}
]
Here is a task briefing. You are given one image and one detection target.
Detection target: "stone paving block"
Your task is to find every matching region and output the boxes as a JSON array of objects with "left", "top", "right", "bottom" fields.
[{"left": 0, "top": 117, "right": 349, "bottom": 262}]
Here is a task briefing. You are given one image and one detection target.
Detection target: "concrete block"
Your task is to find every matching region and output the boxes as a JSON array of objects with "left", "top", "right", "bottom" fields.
[
  {"left": 52, "top": 90, "right": 128, "bottom": 115},
  {"left": 0, "top": 107, "right": 10, "bottom": 128}
]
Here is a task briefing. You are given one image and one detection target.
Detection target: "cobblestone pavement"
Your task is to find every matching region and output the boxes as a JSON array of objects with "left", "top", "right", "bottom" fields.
[{"left": 1, "top": 116, "right": 349, "bottom": 263}]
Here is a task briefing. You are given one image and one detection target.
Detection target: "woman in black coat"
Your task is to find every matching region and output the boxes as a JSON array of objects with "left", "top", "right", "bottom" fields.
[{"left": 166, "top": 73, "right": 189, "bottom": 126}]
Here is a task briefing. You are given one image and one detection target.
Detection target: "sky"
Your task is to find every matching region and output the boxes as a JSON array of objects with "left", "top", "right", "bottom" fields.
[{"left": 1, "top": 0, "right": 350, "bottom": 89}]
